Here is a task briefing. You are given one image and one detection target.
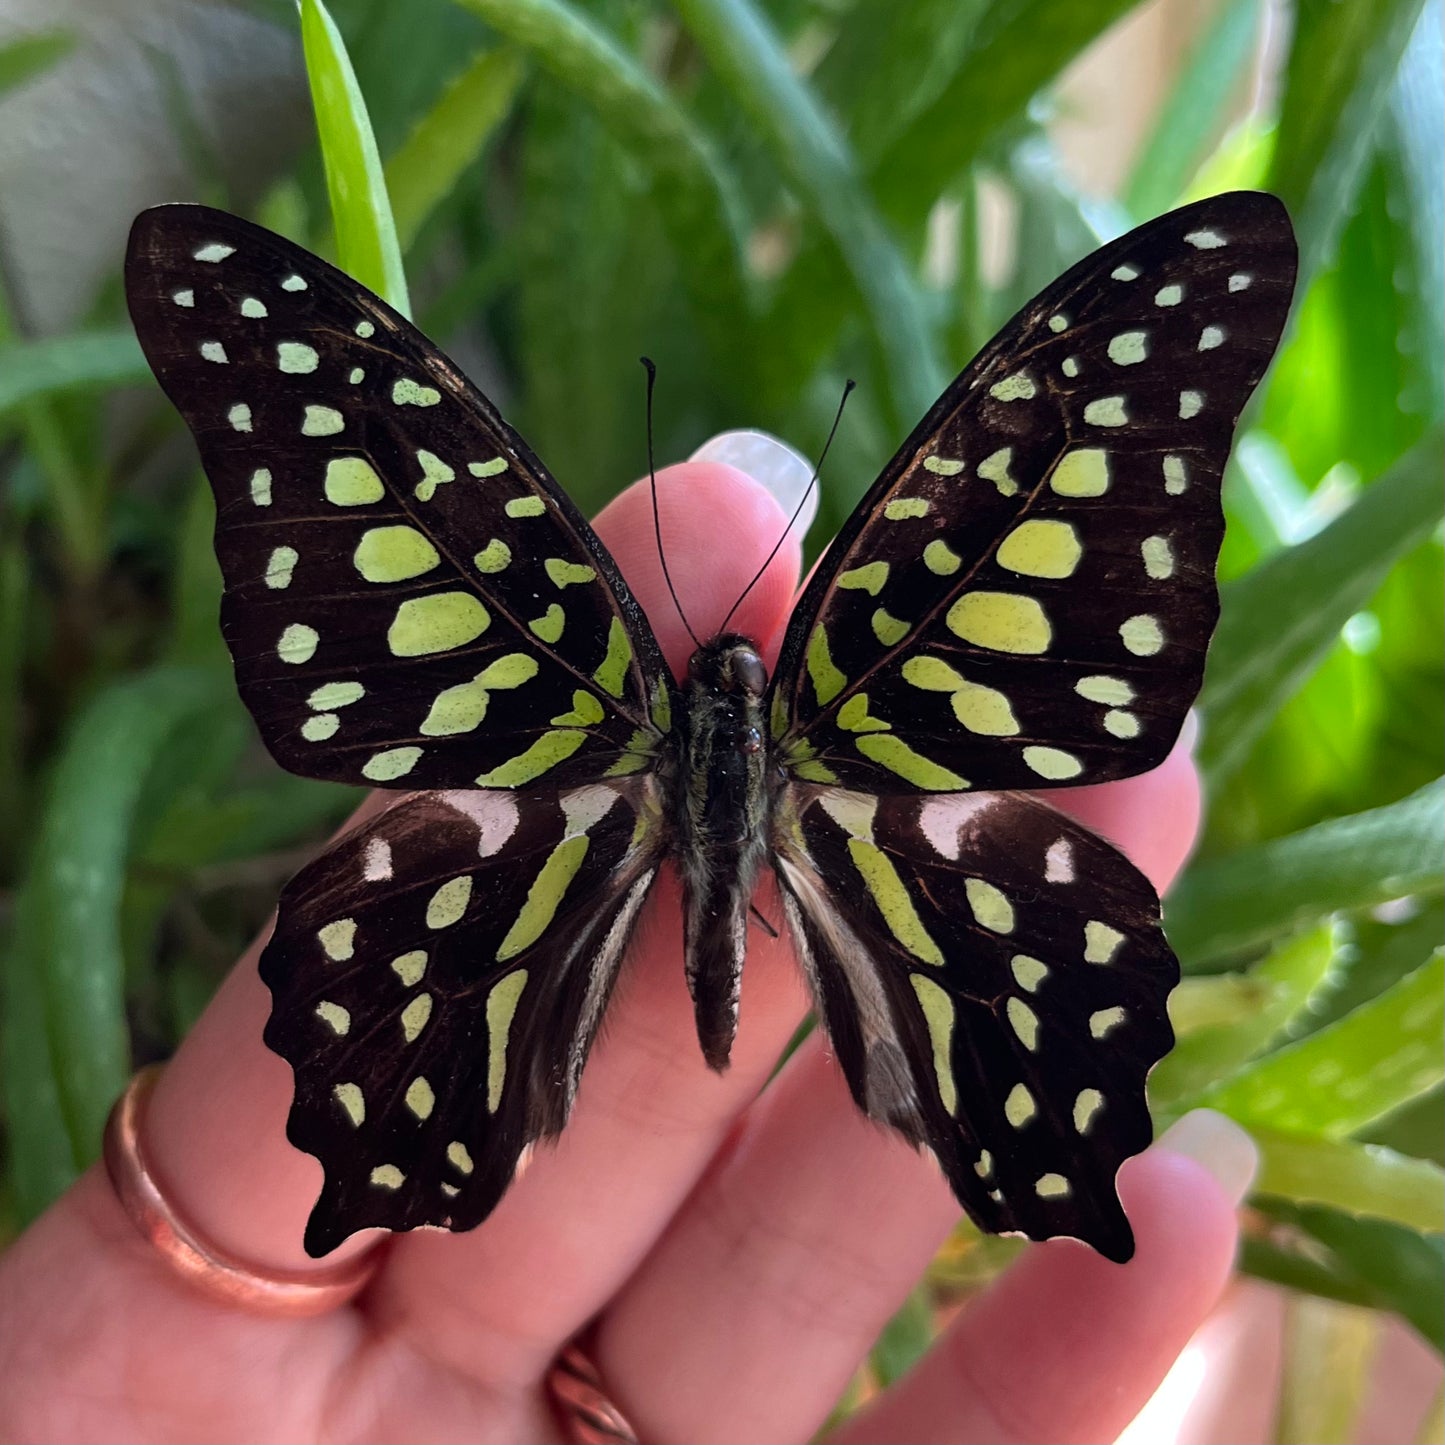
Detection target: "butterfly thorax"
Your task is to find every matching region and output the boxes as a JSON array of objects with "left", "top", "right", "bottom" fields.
[{"left": 675, "top": 633, "right": 772, "bottom": 1069}]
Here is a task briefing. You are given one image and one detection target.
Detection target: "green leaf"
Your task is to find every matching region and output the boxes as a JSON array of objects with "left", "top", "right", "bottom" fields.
[
  {"left": 670, "top": 0, "right": 944, "bottom": 432},
  {"left": 385, "top": 46, "right": 526, "bottom": 251},
  {"left": 1125, "top": 0, "right": 1262, "bottom": 219},
  {"left": 1387, "top": 10, "right": 1444, "bottom": 414},
  {"left": 448, "top": 0, "right": 753, "bottom": 375},
  {"left": 871, "top": 1283, "right": 935, "bottom": 1387},
  {"left": 1251, "top": 1127, "right": 1445, "bottom": 1235},
  {"left": 0, "top": 890, "right": 73, "bottom": 1225},
  {"left": 1199, "top": 431, "right": 1445, "bottom": 785},
  {"left": 1267, "top": 0, "right": 1428, "bottom": 286},
  {"left": 1167, "top": 779, "right": 1445, "bottom": 965},
  {"left": 869, "top": 0, "right": 1144, "bottom": 224},
  {"left": 1199, "top": 953, "right": 1443, "bottom": 1138},
  {"left": 1152, "top": 925, "right": 1339, "bottom": 1108},
  {"left": 299, "top": 0, "right": 411, "bottom": 315},
  {"left": 1270, "top": 1202, "right": 1445, "bottom": 1352},
  {"left": 19, "top": 667, "right": 217, "bottom": 1176},
  {"left": 0, "top": 330, "right": 148, "bottom": 414},
  {"left": 813, "top": 0, "right": 990, "bottom": 167},
  {"left": 0, "top": 29, "right": 73, "bottom": 96}
]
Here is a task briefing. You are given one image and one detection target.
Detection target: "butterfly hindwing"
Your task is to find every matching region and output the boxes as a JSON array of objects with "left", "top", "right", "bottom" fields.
[
  {"left": 773, "top": 787, "right": 1175, "bottom": 1261},
  {"left": 770, "top": 192, "right": 1297, "bottom": 795},
  {"left": 125, "top": 205, "right": 671, "bottom": 793},
  {"left": 260, "top": 783, "right": 661, "bottom": 1256}
]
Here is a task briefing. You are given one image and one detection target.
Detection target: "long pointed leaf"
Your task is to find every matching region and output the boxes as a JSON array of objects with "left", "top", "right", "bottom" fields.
[
  {"left": 1168, "top": 780, "right": 1445, "bottom": 964},
  {"left": 384, "top": 46, "right": 526, "bottom": 251},
  {"left": 1200, "top": 430, "right": 1444, "bottom": 785},
  {"left": 1200, "top": 953, "right": 1444, "bottom": 1138},
  {"left": 1267, "top": 0, "right": 1428, "bottom": 286},
  {"left": 24, "top": 668, "right": 216, "bottom": 1169},
  {"left": 300, "top": 0, "right": 411, "bottom": 315},
  {"left": 1252, "top": 1127, "right": 1445, "bottom": 1234},
  {"left": 670, "top": 0, "right": 943, "bottom": 432}
]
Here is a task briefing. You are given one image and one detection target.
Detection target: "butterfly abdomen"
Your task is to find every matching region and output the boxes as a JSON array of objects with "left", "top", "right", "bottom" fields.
[{"left": 676, "top": 635, "right": 773, "bottom": 1069}]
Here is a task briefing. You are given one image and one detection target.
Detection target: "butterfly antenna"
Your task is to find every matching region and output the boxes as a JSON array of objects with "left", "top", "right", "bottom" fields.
[
  {"left": 641, "top": 357, "right": 702, "bottom": 651},
  {"left": 718, "top": 378, "right": 855, "bottom": 636}
]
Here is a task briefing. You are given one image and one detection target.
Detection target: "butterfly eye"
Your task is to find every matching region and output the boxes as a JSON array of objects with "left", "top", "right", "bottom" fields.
[{"left": 729, "top": 648, "right": 768, "bottom": 696}]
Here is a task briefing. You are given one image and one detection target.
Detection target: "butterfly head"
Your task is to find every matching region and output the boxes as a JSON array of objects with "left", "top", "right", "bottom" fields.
[{"left": 687, "top": 634, "right": 768, "bottom": 699}]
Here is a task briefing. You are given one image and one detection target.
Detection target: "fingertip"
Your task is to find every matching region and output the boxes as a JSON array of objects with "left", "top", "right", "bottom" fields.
[{"left": 592, "top": 462, "right": 802, "bottom": 677}]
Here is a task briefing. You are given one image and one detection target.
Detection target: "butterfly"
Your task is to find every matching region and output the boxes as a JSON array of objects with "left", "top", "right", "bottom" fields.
[{"left": 124, "top": 192, "right": 1296, "bottom": 1262}]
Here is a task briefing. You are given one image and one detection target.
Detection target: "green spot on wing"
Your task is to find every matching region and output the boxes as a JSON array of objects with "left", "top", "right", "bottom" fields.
[
  {"left": 846, "top": 837, "right": 944, "bottom": 966},
  {"left": 551, "top": 690, "right": 605, "bottom": 726},
  {"left": 855, "top": 734, "right": 968, "bottom": 791},
  {"left": 476, "top": 730, "right": 587, "bottom": 787},
  {"left": 806, "top": 626, "right": 846, "bottom": 706},
  {"left": 545, "top": 558, "right": 597, "bottom": 588},
  {"left": 496, "top": 837, "right": 590, "bottom": 961},
  {"left": 592, "top": 617, "right": 631, "bottom": 698}
]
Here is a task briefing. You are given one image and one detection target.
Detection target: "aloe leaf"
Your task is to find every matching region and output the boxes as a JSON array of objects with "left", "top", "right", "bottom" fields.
[
  {"left": 299, "top": 0, "right": 411, "bottom": 315},
  {"left": 1251, "top": 1127, "right": 1445, "bottom": 1234},
  {"left": 1267, "top": 0, "right": 1428, "bottom": 286},
  {"left": 449, "top": 0, "right": 753, "bottom": 370},
  {"left": 869, "top": 0, "right": 1143, "bottom": 224},
  {"left": 385, "top": 46, "right": 526, "bottom": 251},
  {"left": 813, "top": 0, "right": 990, "bottom": 167},
  {"left": 21, "top": 668, "right": 217, "bottom": 1171},
  {"left": 1199, "top": 431, "right": 1444, "bottom": 786},
  {"left": 1125, "top": 0, "right": 1262, "bottom": 219},
  {"left": 1199, "top": 952, "right": 1443, "bottom": 1138},
  {"left": 1267, "top": 1202, "right": 1445, "bottom": 1352},
  {"left": 670, "top": 0, "right": 943, "bottom": 431},
  {"left": 1167, "top": 779, "right": 1444, "bottom": 964},
  {"left": 1152, "top": 925, "right": 1339, "bottom": 1108},
  {"left": 0, "top": 892, "right": 73, "bottom": 1224}
]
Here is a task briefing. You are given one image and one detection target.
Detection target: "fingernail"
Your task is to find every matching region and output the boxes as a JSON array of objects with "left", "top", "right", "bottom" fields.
[
  {"left": 1178, "top": 709, "right": 1201, "bottom": 755},
  {"left": 689, "top": 430, "right": 817, "bottom": 541},
  {"left": 1156, "top": 1109, "right": 1258, "bottom": 1206}
]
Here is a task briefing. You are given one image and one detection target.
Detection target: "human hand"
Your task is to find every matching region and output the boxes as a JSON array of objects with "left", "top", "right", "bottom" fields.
[{"left": 0, "top": 453, "right": 1257, "bottom": 1444}]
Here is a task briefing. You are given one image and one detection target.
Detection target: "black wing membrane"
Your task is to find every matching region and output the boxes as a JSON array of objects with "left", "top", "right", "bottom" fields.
[
  {"left": 126, "top": 205, "right": 671, "bottom": 793},
  {"left": 774, "top": 788, "right": 1175, "bottom": 1261},
  {"left": 770, "top": 192, "right": 1296, "bottom": 795},
  {"left": 261, "top": 785, "right": 661, "bottom": 1256}
]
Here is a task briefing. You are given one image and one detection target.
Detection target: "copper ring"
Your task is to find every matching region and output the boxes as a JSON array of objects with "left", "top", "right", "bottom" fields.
[
  {"left": 103, "top": 1064, "right": 379, "bottom": 1317},
  {"left": 548, "top": 1343, "right": 641, "bottom": 1444}
]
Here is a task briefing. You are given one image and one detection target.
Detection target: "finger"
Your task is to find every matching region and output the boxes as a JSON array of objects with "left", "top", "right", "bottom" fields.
[
  {"left": 831, "top": 1115, "right": 1255, "bottom": 1445},
  {"left": 588, "top": 734, "right": 1204, "bottom": 1441},
  {"left": 362, "top": 463, "right": 816, "bottom": 1377}
]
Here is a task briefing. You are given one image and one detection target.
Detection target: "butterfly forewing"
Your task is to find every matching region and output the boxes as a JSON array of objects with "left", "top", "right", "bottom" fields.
[
  {"left": 126, "top": 205, "right": 671, "bottom": 793},
  {"left": 261, "top": 784, "right": 661, "bottom": 1256},
  {"left": 771, "top": 192, "right": 1297, "bottom": 795},
  {"left": 774, "top": 789, "right": 1174, "bottom": 1261}
]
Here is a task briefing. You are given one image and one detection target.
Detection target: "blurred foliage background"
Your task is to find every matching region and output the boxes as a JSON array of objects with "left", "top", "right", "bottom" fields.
[{"left": 0, "top": 0, "right": 1440, "bottom": 1437}]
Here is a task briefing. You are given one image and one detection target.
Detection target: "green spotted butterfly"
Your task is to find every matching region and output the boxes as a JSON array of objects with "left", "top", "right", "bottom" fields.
[{"left": 125, "top": 192, "right": 1296, "bottom": 1261}]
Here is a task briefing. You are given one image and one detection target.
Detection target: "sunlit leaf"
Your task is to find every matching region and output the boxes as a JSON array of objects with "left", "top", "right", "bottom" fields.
[
  {"left": 300, "top": 0, "right": 411, "bottom": 315},
  {"left": 385, "top": 46, "right": 526, "bottom": 251},
  {"left": 1200, "top": 953, "right": 1443, "bottom": 1137},
  {"left": 1152, "top": 925, "right": 1339, "bottom": 1107},
  {"left": 1200, "top": 432, "right": 1444, "bottom": 785},
  {"left": 1252, "top": 1127, "right": 1445, "bottom": 1234}
]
